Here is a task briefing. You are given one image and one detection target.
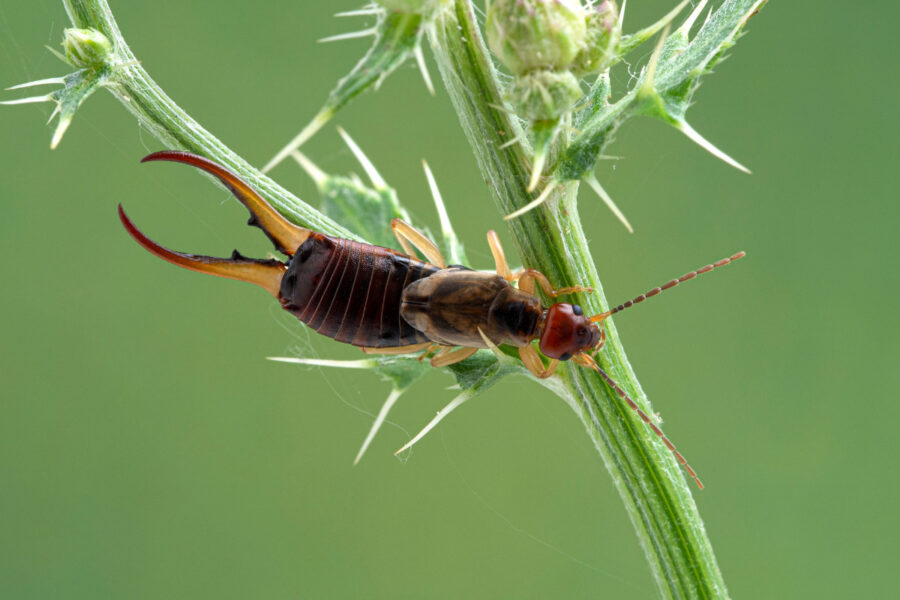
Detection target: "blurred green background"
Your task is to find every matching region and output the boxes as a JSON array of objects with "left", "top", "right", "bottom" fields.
[{"left": 1, "top": 1, "right": 896, "bottom": 598}]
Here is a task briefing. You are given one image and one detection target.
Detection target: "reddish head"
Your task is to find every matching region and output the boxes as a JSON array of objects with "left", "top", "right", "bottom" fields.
[{"left": 538, "top": 303, "right": 603, "bottom": 361}]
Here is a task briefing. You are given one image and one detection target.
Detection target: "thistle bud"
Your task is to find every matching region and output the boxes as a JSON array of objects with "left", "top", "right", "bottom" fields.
[
  {"left": 572, "top": 1, "right": 620, "bottom": 75},
  {"left": 376, "top": 0, "right": 439, "bottom": 14},
  {"left": 507, "top": 69, "right": 582, "bottom": 121},
  {"left": 486, "top": 0, "right": 586, "bottom": 75},
  {"left": 63, "top": 28, "right": 112, "bottom": 69}
]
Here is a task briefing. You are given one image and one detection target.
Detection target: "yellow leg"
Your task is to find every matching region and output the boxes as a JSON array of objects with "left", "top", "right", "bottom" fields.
[
  {"left": 487, "top": 231, "right": 591, "bottom": 297},
  {"left": 486, "top": 230, "right": 515, "bottom": 280},
  {"left": 391, "top": 219, "right": 446, "bottom": 268},
  {"left": 516, "top": 269, "right": 592, "bottom": 298},
  {"left": 417, "top": 343, "right": 442, "bottom": 362},
  {"left": 518, "top": 345, "right": 560, "bottom": 379},
  {"left": 360, "top": 342, "right": 433, "bottom": 355},
  {"left": 430, "top": 346, "right": 478, "bottom": 368}
]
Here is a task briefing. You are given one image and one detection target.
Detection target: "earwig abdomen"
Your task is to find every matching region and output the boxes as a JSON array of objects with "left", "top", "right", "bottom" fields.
[{"left": 280, "top": 232, "right": 440, "bottom": 348}]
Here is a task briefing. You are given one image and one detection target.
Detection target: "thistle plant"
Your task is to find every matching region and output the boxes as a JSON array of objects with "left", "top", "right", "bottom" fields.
[{"left": 4, "top": 0, "right": 767, "bottom": 597}]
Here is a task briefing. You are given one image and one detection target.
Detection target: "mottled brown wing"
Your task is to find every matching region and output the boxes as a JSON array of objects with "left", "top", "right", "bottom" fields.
[{"left": 400, "top": 268, "right": 521, "bottom": 348}]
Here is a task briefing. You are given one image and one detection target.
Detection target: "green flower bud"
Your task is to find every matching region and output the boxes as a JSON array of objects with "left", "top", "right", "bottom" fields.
[
  {"left": 376, "top": 0, "right": 440, "bottom": 14},
  {"left": 507, "top": 69, "right": 582, "bottom": 121},
  {"left": 572, "top": 0, "right": 620, "bottom": 75},
  {"left": 63, "top": 28, "right": 112, "bottom": 69},
  {"left": 486, "top": 0, "right": 586, "bottom": 75}
]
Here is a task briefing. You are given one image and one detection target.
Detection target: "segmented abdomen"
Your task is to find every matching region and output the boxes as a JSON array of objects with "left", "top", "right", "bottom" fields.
[{"left": 279, "top": 233, "right": 439, "bottom": 348}]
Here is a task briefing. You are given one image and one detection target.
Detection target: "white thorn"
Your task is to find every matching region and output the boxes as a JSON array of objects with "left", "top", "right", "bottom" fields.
[
  {"left": 504, "top": 180, "right": 557, "bottom": 220},
  {"left": 422, "top": 160, "right": 461, "bottom": 265},
  {"left": 394, "top": 390, "right": 474, "bottom": 456},
  {"left": 679, "top": 0, "right": 709, "bottom": 35},
  {"left": 337, "top": 126, "right": 387, "bottom": 189},
  {"left": 266, "top": 356, "right": 378, "bottom": 369},
  {"left": 527, "top": 149, "right": 547, "bottom": 193},
  {"left": 50, "top": 114, "right": 72, "bottom": 149},
  {"left": 498, "top": 136, "right": 522, "bottom": 150},
  {"left": 114, "top": 59, "right": 143, "bottom": 70},
  {"left": 657, "top": 0, "right": 691, "bottom": 33},
  {"left": 619, "top": 0, "right": 628, "bottom": 28},
  {"left": 44, "top": 45, "right": 68, "bottom": 64},
  {"left": 318, "top": 28, "right": 377, "bottom": 43},
  {"left": 335, "top": 7, "right": 383, "bottom": 18},
  {"left": 584, "top": 174, "right": 634, "bottom": 233},
  {"left": 486, "top": 102, "right": 516, "bottom": 115},
  {"left": 413, "top": 44, "right": 435, "bottom": 96},
  {"left": 0, "top": 94, "right": 52, "bottom": 105},
  {"left": 262, "top": 110, "right": 333, "bottom": 173},
  {"left": 676, "top": 120, "right": 751, "bottom": 174},
  {"left": 46, "top": 103, "right": 61, "bottom": 125},
  {"left": 5, "top": 77, "right": 65, "bottom": 91},
  {"left": 477, "top": 328, "right": 505, "bottom": 362},
  {"left": 639, "top": 24, "right": 670, "bottom": 98},
  {"left": 290, "top": 151, "right": 329, "bottom": 187},
  {"left": 355, "top": 388, "right": 404, "bottom": 465}
]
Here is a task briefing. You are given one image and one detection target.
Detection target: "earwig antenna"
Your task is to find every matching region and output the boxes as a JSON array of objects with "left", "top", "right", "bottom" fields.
[
  {"left": 591, "top": 251, "right": 745, "bottom": 323},
  {"left": 574, "top": 352, "right": 704, "bottom": 489}
]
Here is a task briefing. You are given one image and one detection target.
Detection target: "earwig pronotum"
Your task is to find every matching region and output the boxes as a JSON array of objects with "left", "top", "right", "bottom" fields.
[{"left": 119, "top": 151, "right": 744, "bottom": 488}]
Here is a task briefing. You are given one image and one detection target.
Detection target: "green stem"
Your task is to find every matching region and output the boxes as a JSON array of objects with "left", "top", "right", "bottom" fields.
[
  {"left": 63, "top": 0, "right": 359, "bottom": 240},
  {"left": 427, "top": 2, "right": 728, "bottom": 598}
]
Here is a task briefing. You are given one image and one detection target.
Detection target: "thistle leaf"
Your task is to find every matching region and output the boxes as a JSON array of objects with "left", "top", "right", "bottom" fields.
[
  {"left": 291, "top": 144, "right": 409, "bottom": 248},
  {"left": 552, "top": 0, "right": 766, "bottom": 185},
  {"left": 263, "top": 9, "right": 426, "bottom": 172},
  {"left": 4, "top": 66, "right": 110, "bottom": 148}
]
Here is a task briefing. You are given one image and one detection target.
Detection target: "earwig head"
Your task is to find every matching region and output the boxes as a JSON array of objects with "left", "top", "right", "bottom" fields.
[{"left": 539, "top": 303, "right": 603, "bottom": 360}]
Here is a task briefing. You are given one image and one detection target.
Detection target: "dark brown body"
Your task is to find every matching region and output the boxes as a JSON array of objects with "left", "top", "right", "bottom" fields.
[
  {"left": 279, "top": 232, "right": 543, "bottom": 350},
  {"left": 280, "top": 232, "right": 441, "bottom": 348}
]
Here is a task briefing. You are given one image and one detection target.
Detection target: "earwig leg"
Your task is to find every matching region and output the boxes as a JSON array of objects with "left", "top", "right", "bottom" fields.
[
  {"left": 417, "top": 343, "right": 442, "bottom": 362},
  {"left": 390, "top": 219, "right": 446, "bottom": 268},
  {"left": 518, "top": 345, "right": 560, "bottom": 379},
  {"left": 360, "top": 342, "right": 433, "bottom": 355},
  {"left": 430, "top": 346, "right": 478, "bottom": 368},
  {"left": 595, "top": 322, "right": 607, "bottom": 353},
  {"left": 516, "top": 269, "right": 593, "bottom": 298},
  {"left": 486, "top": 230, "right": 515, "bottom": 280},
  {"left": 118, "top": 205, "right": 286, "bottom": 298},
  {"left": 486, "top": 231, "right": 591, "bottom": 297},
  {"left": 141, "top": 151, "right": 311, "bottom": 255}
]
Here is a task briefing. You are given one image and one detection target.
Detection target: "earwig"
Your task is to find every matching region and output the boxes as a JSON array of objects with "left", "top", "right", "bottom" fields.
[{"left": 119, "top": 151, "right": 744, "bottom": 489}]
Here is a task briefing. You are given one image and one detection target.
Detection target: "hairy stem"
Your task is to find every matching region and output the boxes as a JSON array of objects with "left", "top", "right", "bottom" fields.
[
  {"left": 427, "top": 2, "right": 728, "bottom": 598},
  {"left": 63, "top": 0, "right": 358, "bottom": 240}
]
